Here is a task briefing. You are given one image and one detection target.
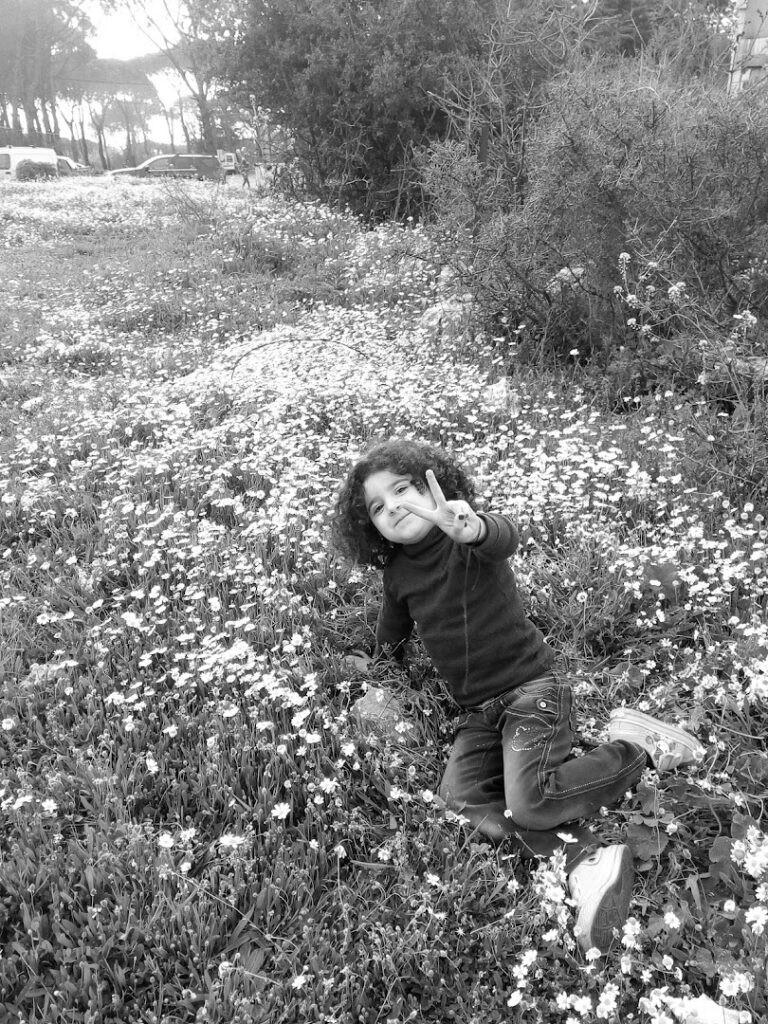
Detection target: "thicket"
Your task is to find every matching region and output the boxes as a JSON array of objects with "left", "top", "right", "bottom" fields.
[
  {"left": 227, "top": 0, "right": 768, "bottom": 403},
  {"left": 227, "top": 0, "right": 493, "bottom": 219},
  {"left": 421, "top": 62, "right": 768, "bottom": 358},
  {"left": 15, "top": 159, "right": 58, "bottom": 181}
]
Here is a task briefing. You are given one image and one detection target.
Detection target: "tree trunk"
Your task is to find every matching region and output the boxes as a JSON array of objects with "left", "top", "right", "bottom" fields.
[
  {"left": 41, "top": 102, "right": 54, "bottom": 138},
  {"left": 121, "top": 103, "right": 137, "bottom": 165},
  {"left": 89, "top": 103, "right": 109, "bottom": 169},
  {"left": 163, "top": 109, "right": 176, "bottom": 149},
  {"left": 78, "top": 111, "right": 90, "bottom": 165},
  {"left": 195, "top": 89, "right": 217, "bottom": 154},
  {"left": 178, "top": 98, "right": 192, "bottom": 151}
]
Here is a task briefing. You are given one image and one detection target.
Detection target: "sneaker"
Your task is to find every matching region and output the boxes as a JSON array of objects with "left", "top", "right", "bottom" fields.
[
  {"left": 608, "top": 707, "right": 705, "bottom": 771},
  {"left": 568, "top": 844, "right": 634, "bottom": 954}
]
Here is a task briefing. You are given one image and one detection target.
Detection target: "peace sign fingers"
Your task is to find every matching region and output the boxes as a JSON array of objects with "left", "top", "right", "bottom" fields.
[
  {"left": 424, "top": 469, "right": 448, "bottom": 510},
  {"left": 398, "top": 468, "right": 446, "bottom": 523},
  {"left": 399, "top": 468, "right": 483, "bottom": 544}
]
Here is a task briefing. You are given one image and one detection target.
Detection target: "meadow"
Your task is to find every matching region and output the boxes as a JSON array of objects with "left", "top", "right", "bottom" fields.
[{"left": 0, "top": 177, "right": 766, "bottom": 1024}]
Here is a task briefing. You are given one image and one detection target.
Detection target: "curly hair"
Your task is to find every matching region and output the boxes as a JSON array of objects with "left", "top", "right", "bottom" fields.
[{"left": 331, "top": 439, "right": 477, "bottom": 566}]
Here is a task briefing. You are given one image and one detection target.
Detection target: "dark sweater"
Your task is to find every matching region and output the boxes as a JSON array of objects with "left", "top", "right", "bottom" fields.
[{"left": 376, "top": 513, "right": 555, "bottom": 708}]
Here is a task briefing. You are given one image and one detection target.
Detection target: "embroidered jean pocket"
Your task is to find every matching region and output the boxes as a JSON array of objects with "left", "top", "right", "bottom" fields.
[{"left": 501, "top": 680, "right": 568, "bottom": 730}]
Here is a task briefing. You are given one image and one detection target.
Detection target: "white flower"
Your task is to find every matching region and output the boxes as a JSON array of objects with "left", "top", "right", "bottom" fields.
[
  {"left": 745, "top": 905, "right": 768, "bottom": 935},
  {"left": 720, "top": 972, "right": 754, "bottom": 996},
  {"left": 145, "top": 754, "right": 159, "bottom": 774},
  {"left": 664, "top": 910, "right": 681, "bottom": 930},
  {"left": 572, "top": 994, "right": 593, "bottom": 1015},
  {"left": 271, "top": 801, "right": 291, "bottom": 820},
  {"left": 2, "top": 717, "right": 16, "bottom": 731},
  {"left": 218, "top": 960, "right": 235, "bottom": 979},
  {"left": 596, "top": 982, "right": 619, "bottom": 1018},
  {"left": 41, "top": 798, "right": 57, "bottom": 814},
  {"left": 219, "top": 834, "right": 246, "bottom": 849},
  {"left": 507, "top": 991, "right": 522, "bottom": 1007},
  {"left": 158, "top": 832, "right": 174, "bottom": 850}
]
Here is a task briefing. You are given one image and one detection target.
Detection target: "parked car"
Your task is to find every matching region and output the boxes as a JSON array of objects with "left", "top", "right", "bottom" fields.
[
  {"left": 109, "top": 154, "right": 223, "bottom": 181},
  {"left": 0, "top": 146, "right": 58, "bottom": 179},
  {"left": 57, "top": 155, "right": 90, "bottom": 175}
]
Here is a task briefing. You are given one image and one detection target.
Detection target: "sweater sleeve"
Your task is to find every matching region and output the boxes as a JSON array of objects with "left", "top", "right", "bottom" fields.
[
  {"left": 375, "top": 576, "right": 413, "bottom": 663},
  {"left": 466, "top": 513, "right": 520, "bottom": 562}
]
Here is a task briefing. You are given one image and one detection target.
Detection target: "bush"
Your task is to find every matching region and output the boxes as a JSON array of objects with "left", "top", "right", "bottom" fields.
[
  {"left": 227, "top": 0, "right": 492, "bottom": 219},
  {"left": 16, "top": 160, "right": 58, "bottom": 181},
  {"left": 422, "top": 56, "right": 768, "bottom": 367}
]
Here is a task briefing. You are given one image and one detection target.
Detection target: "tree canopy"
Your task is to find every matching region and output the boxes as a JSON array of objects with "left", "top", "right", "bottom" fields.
[
  {"left": 226, "top": 0, "right": 494, "bottom": 218},
  {"left": 0, "top": 0, "right": 95, "bottom": 143}
]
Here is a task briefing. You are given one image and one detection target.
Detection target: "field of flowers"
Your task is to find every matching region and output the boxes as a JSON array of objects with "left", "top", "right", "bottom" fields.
[{"left": 1, "top": 178, "right": 766, "bottom": 1024}]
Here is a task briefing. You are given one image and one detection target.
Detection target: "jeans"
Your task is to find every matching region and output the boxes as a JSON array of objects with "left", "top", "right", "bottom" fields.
[{"left": 438, "top": 675, "right": 647, "bottom": 871}]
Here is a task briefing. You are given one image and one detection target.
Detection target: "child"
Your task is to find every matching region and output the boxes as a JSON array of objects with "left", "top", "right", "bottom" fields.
[{"left": 332, "top": 439, "right": 704, "bottom": 954}]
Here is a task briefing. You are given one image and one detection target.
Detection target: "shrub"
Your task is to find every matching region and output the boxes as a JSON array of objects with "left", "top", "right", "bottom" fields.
[
  {"left": 227, "top": 0, "right": 492, "bottom": 219},
  {"left": 16, "top": 160, "right": 58, "bottom": 181},
  {"left": 422, "top": 55, "right": 768, "bottom": 368}
]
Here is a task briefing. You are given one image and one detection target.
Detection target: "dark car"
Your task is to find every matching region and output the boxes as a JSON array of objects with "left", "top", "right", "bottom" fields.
[{"left": 109, "top": 154, "right": 223, "bottom": 181}]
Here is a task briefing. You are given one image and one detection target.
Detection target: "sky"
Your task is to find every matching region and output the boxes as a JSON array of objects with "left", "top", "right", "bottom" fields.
[{"left": 85, "top": 3, "right": 174, "bottom": 61}]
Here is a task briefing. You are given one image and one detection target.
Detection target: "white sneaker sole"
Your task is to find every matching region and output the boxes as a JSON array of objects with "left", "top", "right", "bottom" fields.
[
  {"left": 572, "top": 845, "right": 634, "bottom": 953},
  {"left": 608, "top": 708, "right": 704, "bottom": 770}
]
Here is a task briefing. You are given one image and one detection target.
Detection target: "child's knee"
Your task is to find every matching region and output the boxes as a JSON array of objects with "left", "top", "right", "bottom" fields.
[{"left": 506, "top": 790, "right": 566, "bottom": 831}]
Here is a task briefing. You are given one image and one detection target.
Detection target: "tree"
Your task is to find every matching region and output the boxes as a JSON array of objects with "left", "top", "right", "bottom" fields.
[
  {"left": 58, "top": 55, "right": 160, "bottom": 168},
  {"left": 0, "top": 0, "right": 94, "bottom": 145},
  {"left": 100, "top": 0, "right": 240, "bottom": 153},
  {"left": 226, "top": 0, "right": 493, "bottom": 218}
]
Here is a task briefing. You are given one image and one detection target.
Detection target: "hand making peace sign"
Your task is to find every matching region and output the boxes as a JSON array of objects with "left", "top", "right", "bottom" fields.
[{"left": 399, "top": 469, "right": 486, "bottom": 545}]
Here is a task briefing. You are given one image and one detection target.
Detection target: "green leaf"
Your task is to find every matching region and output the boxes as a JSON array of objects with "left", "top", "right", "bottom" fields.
[{"left": 626, "top": 822, "right": 669, "bottom": 861}]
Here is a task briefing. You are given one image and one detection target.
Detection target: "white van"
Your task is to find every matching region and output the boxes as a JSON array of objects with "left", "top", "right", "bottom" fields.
[{"left": 0, "top": 146, "right": 59, "bottom": 179}]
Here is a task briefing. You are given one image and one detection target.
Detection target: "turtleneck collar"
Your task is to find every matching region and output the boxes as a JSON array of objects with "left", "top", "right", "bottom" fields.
[{"left": 401, "top": 525, "right": 444, "bottom": 557}]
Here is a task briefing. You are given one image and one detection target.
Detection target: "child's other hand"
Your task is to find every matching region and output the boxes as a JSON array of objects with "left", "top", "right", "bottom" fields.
[{"left": 399, "top": 469, "right": 485, "bottom": 544}]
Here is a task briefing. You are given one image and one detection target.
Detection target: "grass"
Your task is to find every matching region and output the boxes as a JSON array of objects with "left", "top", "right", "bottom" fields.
[{"left": 0, "top": 176, "right": 767, "bottom": 1024}]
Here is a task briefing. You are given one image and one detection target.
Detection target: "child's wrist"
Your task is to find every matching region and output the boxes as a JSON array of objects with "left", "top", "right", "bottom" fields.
[{"left": 471, "top": 516, "right": 487, "bottom": 544}]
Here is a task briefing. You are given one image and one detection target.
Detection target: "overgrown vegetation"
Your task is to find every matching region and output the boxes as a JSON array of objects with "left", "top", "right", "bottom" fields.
[{"left": 0, "top": 176, "right": 766, "bottom": 1023}]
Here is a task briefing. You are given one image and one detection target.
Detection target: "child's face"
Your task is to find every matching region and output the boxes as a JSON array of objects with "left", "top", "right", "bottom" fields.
[{"left": 363, "top": 470, "right": 436, "bottom": 545}]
